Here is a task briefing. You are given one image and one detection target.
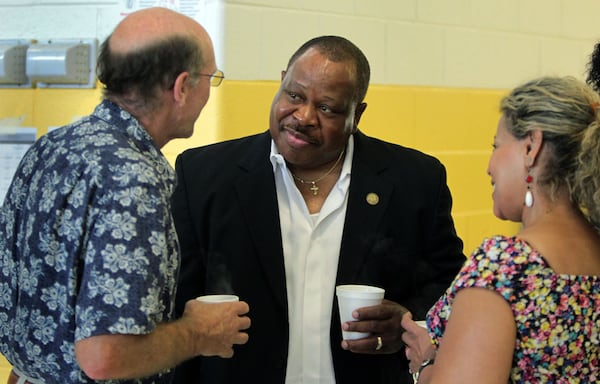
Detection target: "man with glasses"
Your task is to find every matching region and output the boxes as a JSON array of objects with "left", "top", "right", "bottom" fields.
[
  {"left": 0, "top": 7, "right": 249, "bottom": 384},
  {"left": 200, "top": 69, "right": 225, "bottom": 87}
]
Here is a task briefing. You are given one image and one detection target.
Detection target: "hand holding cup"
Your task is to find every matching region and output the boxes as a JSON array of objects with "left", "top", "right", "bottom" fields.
[
  {"left": 183, "top": 294, "right": 250, "bottom": 358},
  {"left": 336, "top": 284, "right": 385, "bottom": 340}
]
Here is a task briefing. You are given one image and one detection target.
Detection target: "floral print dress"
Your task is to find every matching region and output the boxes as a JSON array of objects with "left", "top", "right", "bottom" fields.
[{"left": 427, "top": 235, "right": 599, "bottom": 383}]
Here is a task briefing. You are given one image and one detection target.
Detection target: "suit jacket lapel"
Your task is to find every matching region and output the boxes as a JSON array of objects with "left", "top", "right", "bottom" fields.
[
  {"left": 234, "top": 132, "right": 288, "bottom": 312},
  {"left": 336, "top": 132, "right": 394, "bottom": 284}
]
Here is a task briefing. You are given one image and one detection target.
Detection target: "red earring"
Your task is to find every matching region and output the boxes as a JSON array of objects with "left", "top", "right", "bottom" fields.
[{"left": 525, "top": 173, "right": 533, "bottom": 207}]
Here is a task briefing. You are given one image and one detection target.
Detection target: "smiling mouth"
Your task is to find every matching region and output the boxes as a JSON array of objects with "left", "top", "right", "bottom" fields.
[{"left": 282, "top": 126, "right": 318, "bottom": 145}]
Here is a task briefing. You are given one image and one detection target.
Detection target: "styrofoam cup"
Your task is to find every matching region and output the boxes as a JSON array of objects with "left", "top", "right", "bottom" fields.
[
  {"left": 196, "top": 294, "right": 239, "bottom": 303},
  {"left": 336, "top": 284, "right": 385, "bottom": 340}
]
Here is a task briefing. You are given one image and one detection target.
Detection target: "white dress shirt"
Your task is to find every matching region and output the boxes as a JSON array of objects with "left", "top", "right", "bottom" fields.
[{"left": 270, "top": 136, "right": 354, "bottom": 384}]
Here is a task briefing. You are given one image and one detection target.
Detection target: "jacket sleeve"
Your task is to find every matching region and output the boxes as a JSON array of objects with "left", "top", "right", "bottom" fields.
[
  {"left": 170, "top": 152, "right": 207, "bottom": 383},
  {"left": 171, "top": 152, "right": 207, "bottom": 316},
  {"left": 408, "top": 161, "right": 465, "bottom": 319}
]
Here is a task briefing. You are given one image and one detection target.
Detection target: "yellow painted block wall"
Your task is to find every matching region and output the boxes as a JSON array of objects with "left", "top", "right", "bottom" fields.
[
  {"left": 169, "top": 81, "right": 520, "bottom": 252},
  {"left": 0, "top": 355, "right": 9, "bottom": 382},
  {"left": 0, "top": 81, "right": 520, "bottom": 251},
  {"left": 0, "top": 81, "right": 519, "bottom": 379}
]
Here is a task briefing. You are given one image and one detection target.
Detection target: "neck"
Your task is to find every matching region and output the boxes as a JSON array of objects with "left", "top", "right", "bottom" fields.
[
  {"left": 289, "top": 149, "right": 345, "bottom": 196},
  {"left": 111, "top": 96, "right": 170, "bottom": 148}
]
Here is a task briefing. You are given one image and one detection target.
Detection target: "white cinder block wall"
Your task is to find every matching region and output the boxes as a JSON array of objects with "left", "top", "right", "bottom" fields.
[
  {"left": 0, "top": 0, "right": 598, "bottom": 89},
  {"left": 218, "top": 0, "right": 598, "bottom": 87}
]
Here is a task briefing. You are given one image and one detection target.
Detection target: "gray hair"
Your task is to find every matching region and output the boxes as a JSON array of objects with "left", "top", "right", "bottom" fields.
[{"left": 501, "top": 76, "right": 600, "bottom": 230}]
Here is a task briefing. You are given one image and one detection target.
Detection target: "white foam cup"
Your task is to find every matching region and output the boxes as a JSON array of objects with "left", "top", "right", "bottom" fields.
[
  {"left": 336, "top": 284, "right": 385, "bottom": 340},
  {"left": 196, "top": 294, "right": 239, "bottom": 303}
]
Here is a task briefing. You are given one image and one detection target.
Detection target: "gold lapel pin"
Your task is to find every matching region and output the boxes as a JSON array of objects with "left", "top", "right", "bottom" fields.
[{"left": 366, "top": 192, "right": 379, "bottom": 205}]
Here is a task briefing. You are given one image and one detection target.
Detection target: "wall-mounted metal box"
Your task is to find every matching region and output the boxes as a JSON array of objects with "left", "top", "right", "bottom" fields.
[
  {"left": 26, "top": 38, "right": 97, "bottom": 88},
  {"left": 0, "top": 40, "right": 31, "bottom": 87}
]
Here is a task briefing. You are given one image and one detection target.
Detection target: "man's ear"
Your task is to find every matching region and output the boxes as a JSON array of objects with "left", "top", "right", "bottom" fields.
[
  {"left": 353, "top": 102, "right": 367, "bottom": 132},
  {"left": 172, "top": 71, "right": 190, "bottom": 105},
  {"left": 280, "top": 70, "right": 287, "bottom": 81}
]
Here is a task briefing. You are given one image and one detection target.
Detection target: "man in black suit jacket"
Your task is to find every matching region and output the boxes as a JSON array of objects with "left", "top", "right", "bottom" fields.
[{"left": 171, "top": 36, "right": 464, "bottom": 384}]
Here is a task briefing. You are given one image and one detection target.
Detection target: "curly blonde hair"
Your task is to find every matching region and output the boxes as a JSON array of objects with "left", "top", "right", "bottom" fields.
[{"left": 500, "top": 76, "right": 600, "bottom": 230}]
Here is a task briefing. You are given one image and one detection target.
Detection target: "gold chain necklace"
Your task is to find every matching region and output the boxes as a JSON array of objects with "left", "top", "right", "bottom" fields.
[{"left": 290, "top": 150, "right": 345, "bottom": 196}]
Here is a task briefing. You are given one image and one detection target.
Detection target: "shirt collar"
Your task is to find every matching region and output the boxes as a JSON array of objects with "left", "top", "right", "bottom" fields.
[
  {"left": 93, "top": 99, "right": 163, "bottom": 157},
  {"left": 92, "top": 99, "right": 175, "bottom": 188}
]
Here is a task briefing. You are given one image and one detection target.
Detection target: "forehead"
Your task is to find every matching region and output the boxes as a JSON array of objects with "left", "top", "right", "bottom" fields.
[
  {"left": 496, "top": 115, "right": 510, "bottom": 136},
  {"left": 285, "top": 49, "right": 355, "bottom": 97},
  {"left": 291, "top": 48, "right": 353, "bottom": 78}
]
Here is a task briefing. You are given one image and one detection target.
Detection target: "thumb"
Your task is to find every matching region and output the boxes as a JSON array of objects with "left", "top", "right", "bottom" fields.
[{"left": 401, "top": 312, "right": 420, "bottom": 332}]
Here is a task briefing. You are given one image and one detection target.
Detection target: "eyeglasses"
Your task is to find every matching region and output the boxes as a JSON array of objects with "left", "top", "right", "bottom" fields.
[{"left": 198, "top": 69, "right": 225, "bottom": 87}]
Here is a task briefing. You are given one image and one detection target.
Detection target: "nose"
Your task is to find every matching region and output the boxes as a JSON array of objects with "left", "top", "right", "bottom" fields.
[{"left": 293, "top": 103, "right": 318, "bottom": 126}]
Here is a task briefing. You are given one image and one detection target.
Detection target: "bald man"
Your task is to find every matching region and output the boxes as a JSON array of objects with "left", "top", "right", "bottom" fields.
[{"left": 0, "top": 7, "right": 250, "bottom": 384}]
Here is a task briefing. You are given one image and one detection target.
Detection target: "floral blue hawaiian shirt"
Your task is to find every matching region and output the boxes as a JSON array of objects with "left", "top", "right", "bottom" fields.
[{"left": 0, "top": 100, "right": 180, "bottom": 383}]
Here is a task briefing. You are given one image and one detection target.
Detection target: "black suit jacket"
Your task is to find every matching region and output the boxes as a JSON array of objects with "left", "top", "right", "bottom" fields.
[{"left": 171, "top": 131, "right": 464, "bottom": 384}]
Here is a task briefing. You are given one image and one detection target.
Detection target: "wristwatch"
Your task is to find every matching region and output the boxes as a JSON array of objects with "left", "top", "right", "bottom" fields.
[{"left": 411, "top": 358, "right": 435, "bottom": 383}]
